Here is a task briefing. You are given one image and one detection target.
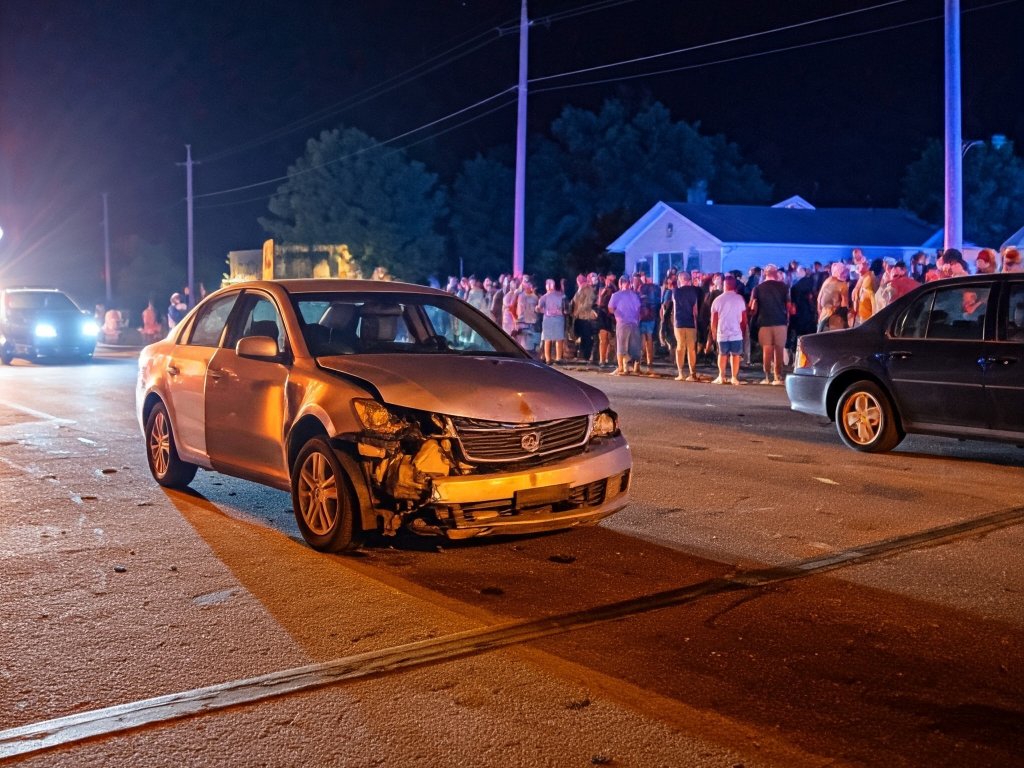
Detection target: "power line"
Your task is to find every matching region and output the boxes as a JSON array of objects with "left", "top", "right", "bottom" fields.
[
  {"left": 529, "top": 0, "right": 1018, "bottom": 95},
  {"left": 194, "top": 97, "right": 519, "bottom": 212},
  {"left": 193, "top": 86, "right": 517, "bottom": 201},
  {"left": 201, "top": 20, "right": 514, "bottom": 164},
  {"left": 529, "top": 0, "right": 910, "bottom": 85}
]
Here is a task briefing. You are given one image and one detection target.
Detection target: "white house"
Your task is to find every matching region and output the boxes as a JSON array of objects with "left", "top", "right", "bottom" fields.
[{"left": 607, "top": 200, "right": 940, "bottom": 279}]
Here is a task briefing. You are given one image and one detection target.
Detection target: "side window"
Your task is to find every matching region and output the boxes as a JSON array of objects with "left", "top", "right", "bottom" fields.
[
  {"left": 893, "top": 292, "right": 932, "bottom": 338},
  {"left": 230, "top": 295, "right": 286, "bottom": 353},
  {"left": 1003, "top": 282, "right": 1024, "bottom": 342},
  {"left": 925, "top": 285, "right": 990, "bottom": 341},
  {"left": 187, "top": 295, "right": 238, "bottom": 347}
]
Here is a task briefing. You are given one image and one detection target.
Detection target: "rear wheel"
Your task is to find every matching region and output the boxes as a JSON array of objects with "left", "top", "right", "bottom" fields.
[
  {"left": 835, "top": 380, "right": 904, "bottom": 452},
  {"left": 0, "top": 343, "right": 12, "bottom": 365},
  {"left": 291, "top": 437, "right": 362, "bottom": 552},
  {"left": 145, "top": 402, "right": 198, "bottom": 488}
]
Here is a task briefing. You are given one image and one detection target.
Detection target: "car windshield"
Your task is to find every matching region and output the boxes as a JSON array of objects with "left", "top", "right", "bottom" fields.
[
  {"left": 5, "top": 291, "right": 80, "bottom": 312},
  {"left": 290, "top": 291, "right": 525, "bottom": 358}
]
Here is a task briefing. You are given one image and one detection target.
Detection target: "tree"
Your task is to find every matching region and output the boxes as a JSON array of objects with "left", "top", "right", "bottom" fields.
[
  {"left": 449, "top": 152, "right": 514, "bottom": 277},
  {"left": 901, "top": 138, "right": 1024, "bottom": 247},
  {"left": 260, "top": 127, "right": 447, "bottom": 281}
]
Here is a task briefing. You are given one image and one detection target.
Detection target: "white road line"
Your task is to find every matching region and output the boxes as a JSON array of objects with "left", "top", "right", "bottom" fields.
[{"left": 0, "top": 399, "right": 76, "bottom": 426}]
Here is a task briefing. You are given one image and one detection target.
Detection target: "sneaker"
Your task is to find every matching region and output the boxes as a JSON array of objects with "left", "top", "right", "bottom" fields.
[
  {"left": 730, "top": 377, "right": 742, "bottom": 385},
  {"left": 674, "top": 374, "right": 686, "bottom": 381},
  {"left": 759, "top": 377, "right": 771, "bottom": 385},
  {"left": 711, "top": 376, "right": 725, "bottom": 385},
  {"left": 685, "top": 375, "right": 697, "bottom": 382},
  {"left": 772, "top": 378, "right": 784, "bottom": 386}
]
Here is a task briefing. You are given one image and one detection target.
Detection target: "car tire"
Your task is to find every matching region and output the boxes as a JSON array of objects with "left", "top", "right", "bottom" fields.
[
  {"left": 835, "top": 380, "right": 904, "bottom": 453},
  {"left": 0, "top": 344, "right": 12, "bottom": 365},
  {"left": 291, "top": 437, "right": 362, "bottom": 552},
  {"left": 145, "top": 401, "right": 198, "bottom": 488}
]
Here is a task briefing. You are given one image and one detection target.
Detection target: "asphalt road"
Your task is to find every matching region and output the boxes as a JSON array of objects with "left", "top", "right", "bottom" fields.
[{"left": 0, "top": 355, "right": 1021, "bottom": 767}]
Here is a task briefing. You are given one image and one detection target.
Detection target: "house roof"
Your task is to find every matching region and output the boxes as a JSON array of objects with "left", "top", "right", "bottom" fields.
[{"left": 608, "top": 202, "right": 939, "bottom": 251}]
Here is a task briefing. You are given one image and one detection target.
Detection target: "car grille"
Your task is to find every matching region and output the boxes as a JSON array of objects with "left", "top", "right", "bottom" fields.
[{"left": 450, "top": 415, "right": 591, "bottom": 463}]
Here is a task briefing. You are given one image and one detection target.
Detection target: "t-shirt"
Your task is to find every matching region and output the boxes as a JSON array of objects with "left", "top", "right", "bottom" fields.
[
  {"left": 710, "top": 291, "right": 746, "bottom": 342},
  {"left": 751, "top": 279, "right": 789, "bottom": 327},
  {"left": 608, "top": 288, "right": 641, "bottom": 326},
  {"left": 536, "top": 291, "right": 564, "bottom": 317},
  {"left": 669, "top": 285, "right": 700, "bottom": 328}
]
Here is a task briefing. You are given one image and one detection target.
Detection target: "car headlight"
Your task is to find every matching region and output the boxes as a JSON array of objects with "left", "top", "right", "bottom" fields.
[
  {"left": 352, "top": 399, "right": 408, "bottom": 438},
  {"left": 81, "top": 320, "right": 99, "bottom": 337},
  {"left": 592, "top": 409, "right": 619, "bottom": 438},
  {"left": 34, "top": 323, "right": 58, "bottom": 338}
]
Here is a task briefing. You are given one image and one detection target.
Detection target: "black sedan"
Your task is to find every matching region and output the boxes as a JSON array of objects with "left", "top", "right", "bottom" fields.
[
  {"left": 0, "top": 288, "right": 99, "bottom": 364},
  {"left": 786, "top": 273, "right": 1024, "bottom": 452}
]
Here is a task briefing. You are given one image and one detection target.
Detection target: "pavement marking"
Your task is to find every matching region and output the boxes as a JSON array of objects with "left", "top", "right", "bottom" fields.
[
  {"left": 2, "top": 504, "right": 1023, "bottom": 760},
  {"left": 0, "top": 399, "right": 75, "bottom": 426}
]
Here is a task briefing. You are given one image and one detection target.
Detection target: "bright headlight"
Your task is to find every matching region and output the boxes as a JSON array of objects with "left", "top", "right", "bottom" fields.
[
  {"left": 34, "top": 323, "right": 57, "bottom": 338},
  {"left": 81, "top": 320, "right": 99, "bottom": 337},
  {"left": 592, "top": 409, "right": 618, "bottom": 438},
  {"left": 352, "top": 399, "right": 407, "bottom": 437}
]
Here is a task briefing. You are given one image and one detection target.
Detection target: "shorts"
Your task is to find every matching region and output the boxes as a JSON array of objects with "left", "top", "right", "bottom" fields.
[
  {"left": 757, "top": 325, "right": 787, "bottom": 348},
  {"left": 615, "top": 323, "right": 642, "bottom": 360},
  {"left": 673, "top": 326, "right": 697, "bottom": 349},
  {"left": 638, "top": 320, "right": 656, "bottom": 336},
  {"left": 718, "top": 339, "right": 742, "bottom": 355},
  {"left": 541, "top": 315, "right": 565, "bottom": 341}
]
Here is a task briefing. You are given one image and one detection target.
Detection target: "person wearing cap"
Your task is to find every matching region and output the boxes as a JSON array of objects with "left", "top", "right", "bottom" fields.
[
  {"left": 748, "top": 264, "right": 789, "bottom": 385},
  {"left": 974, "top": 249, "right": 997, "bottom": 274}
]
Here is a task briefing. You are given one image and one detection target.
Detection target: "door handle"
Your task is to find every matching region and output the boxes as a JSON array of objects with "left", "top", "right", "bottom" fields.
[
  {"left": 888, "top": 351, "right": 913, "bottom": 361},
  {"left": 166, "top": 364, "right": 179, "bottom": 376},
  {"left": 207, "top": 369, "right": 224, "bottom": 380}
]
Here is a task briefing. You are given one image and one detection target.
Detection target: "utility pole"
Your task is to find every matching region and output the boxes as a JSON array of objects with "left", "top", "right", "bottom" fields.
[
  {"left": 943, "top": 0, "right": 962, "bottom": 252},
  {"left": 102, "top": 192, "right": 111, "bottom": 307},
  {"left": 178, "top": 145, "right": 198, "bottom": 308},
  {"left": 512, "top": 0, "right": 529, "bottom": 277}
]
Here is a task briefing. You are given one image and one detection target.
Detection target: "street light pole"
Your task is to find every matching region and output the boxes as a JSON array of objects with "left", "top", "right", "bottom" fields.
[
  {"left": 178, "top": 145, "right": 198, "bottom": 308},
  {"left": 102, "top": 192, "right": 111, "bottom": 307},
  {"left": 512, "top": 0, "right": 529, "bottom": 277},
  {"left": 943, "top": 0, "right": 962, "bottom": 252}
]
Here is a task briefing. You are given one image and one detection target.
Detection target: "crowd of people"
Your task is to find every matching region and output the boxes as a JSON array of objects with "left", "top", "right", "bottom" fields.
[{"left": 445, "top": 244, "right": 1022, "bottom": 383}]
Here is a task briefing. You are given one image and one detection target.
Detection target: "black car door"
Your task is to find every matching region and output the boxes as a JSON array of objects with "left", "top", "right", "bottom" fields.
[
  {"left": 884, "top": 282, "right": 992, "bottom": 430},
  {"left": 985, "top": 280, "right": 1024, "bottom": 437}
]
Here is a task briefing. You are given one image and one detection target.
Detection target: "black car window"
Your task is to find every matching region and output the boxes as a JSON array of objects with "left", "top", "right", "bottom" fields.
[
  {"left": 894, "top": 292, "right": 932, "bottom": 338},
  {"left": 925, "top": 285, "right": 990, "bottom": 341},
  {"left": 227, "top": 294, "right": 286, "bottom": 353},
  {"left": 1003, "top": 282, "right": 1024, "bottom": 342},
  {"left": 186, "top": 294, "right": 238, "bottom": 347}
]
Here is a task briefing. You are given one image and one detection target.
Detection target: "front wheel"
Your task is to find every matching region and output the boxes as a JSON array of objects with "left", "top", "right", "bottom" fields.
[
  {"left": 291, "top": 437, "right": 362, "bottom": 552},
  {"left": 835, "top": 380, "right": 904, "bottom": 453},
  {"left": 0, "top": 343, "right": 12, "bottom": 365},
  {"left": 145, "top": 402, "right": 198, "bottom": 488}
]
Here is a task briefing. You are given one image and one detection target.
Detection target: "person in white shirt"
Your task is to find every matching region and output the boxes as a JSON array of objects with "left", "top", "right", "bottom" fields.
[{"left": 707, "top": 275, "right": 748, "bottom": 385}]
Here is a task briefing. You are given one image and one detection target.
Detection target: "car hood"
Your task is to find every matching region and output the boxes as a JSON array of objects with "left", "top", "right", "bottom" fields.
[{"left": 316, "top": 354, "right": 609, "bottom": 422}]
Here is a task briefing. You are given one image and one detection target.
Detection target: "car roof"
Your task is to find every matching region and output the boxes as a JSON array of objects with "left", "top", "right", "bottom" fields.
[{"left": 229, "top": 279, "right": 450, "bottom": 298}]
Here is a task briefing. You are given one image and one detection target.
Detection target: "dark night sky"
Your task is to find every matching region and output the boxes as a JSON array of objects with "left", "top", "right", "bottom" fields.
[{"left": 1, "top": 0, "right": 1021, "bottom": 298}]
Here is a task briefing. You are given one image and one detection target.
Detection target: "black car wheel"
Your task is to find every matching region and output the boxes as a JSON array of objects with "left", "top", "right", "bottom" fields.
[
  {"left": 835, "top": 380, "right": 904, "bottom": 453},
  {"left": 145, "top": 402, "right": 198, "bottom": 488},
  {"left": 291, "top": 437, "right": 362, "bottom": 552},
  {"left": 0, "top": 344, "right": 12, "bottom": 365}
]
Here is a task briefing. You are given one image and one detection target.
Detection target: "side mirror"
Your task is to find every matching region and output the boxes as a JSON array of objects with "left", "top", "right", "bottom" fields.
[{"left": 236, "top": 335, "right": 281, "bottom": 361}]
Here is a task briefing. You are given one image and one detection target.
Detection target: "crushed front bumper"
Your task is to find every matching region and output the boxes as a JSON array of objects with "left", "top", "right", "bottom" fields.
[{"left": 427, "top": 437, "right": 632, "bottom": 538}]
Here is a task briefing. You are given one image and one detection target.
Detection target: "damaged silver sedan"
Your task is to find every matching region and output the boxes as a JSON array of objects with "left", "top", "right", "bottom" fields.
[{"left": 136, "top": 279, "right": 631, "bottom": 551}]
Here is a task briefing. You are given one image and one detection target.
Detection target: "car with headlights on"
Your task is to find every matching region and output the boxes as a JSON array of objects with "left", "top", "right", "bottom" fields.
[
  {"left": 786, "top": 273, "right": 1024, "bottom": 452},
  {"left": 0, "top": 287, "right": 99, "bottom": 364},
  {"left": 136, "top": 279, "right": 631, "bottom": 551}
]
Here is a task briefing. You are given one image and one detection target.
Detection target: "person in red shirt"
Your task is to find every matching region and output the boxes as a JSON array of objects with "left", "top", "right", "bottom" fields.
[{"left": 888, "top": 262, "right": 921, "bottom": 301}]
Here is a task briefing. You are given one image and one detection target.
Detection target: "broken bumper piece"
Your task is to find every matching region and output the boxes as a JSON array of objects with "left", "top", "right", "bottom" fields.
[{"left": 427, "top": 437, "right": 631, "bottom": 538}]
